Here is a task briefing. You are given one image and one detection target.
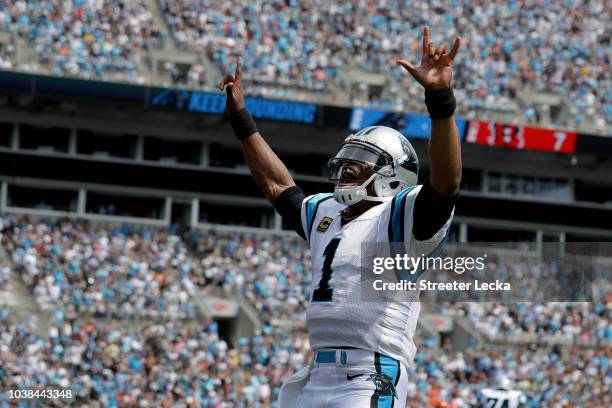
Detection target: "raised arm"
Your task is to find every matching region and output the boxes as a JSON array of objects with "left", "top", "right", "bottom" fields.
[
  {"left": 398, "top": 26, "right": 462, "bottom": 197},
  {"left": 397, "top": 26, "right": 463, "bottom": 240},
  {"left": 219, "top": 57, "right": 296, "bottom": 204}
]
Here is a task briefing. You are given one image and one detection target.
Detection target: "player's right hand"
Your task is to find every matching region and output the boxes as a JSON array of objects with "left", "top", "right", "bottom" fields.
[{"left": 219, "top": 57, "right": 245, "bottom": 113}]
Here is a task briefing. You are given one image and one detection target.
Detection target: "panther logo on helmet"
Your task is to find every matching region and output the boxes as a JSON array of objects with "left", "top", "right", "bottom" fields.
[{"left": 328, "top": 126, "right": 419, "bottom": 205}]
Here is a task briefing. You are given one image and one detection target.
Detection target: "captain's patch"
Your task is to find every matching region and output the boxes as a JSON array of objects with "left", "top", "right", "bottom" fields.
[{"left": 317, "top": 216, "right": 334, "bottom": 232}]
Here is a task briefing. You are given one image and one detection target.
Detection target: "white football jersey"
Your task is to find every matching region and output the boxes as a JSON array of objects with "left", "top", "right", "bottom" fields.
[
  {"left": 479, "top": 388, "right": 526, "bottom": 408},
  {"left": 300, "top": 185, "right": 453, "bottom": 369}
]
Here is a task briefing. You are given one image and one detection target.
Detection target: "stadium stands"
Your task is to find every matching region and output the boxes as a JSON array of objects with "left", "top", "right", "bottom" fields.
[
  {"left": 188, "top": 229, "right": 311, "bottom": 328},
  {"left": 158, "top": 0, "right": 341, "bottom": 93},
  {"left": 0, "top": 309, "right": 311, "bottom": 406},
  {"left": 0, "top": 0, "right": 162, "bottom": 83},
  {"left": 3, "top": 217, "right": 610, "bottom": 343},
  {"left": 0, "top": 259, "right": 9, "bottom": 291},
  {"left": 0, "top": 2, "right": 610, "bottom": 405},
  {"left": 0, "top": 1, "right": 609, "bottom": 131},
  {"left": 1, "top": 310, "right": 609, "bottom": 406},
  {"left": 461, "top": 301, "right": 612, "bottom": 347},
  {"left": 406, "top": 342, "right": 611, "bottom": 407},
  {"left": 159, "top": 0, "right": 612, "bottom": 128},
  {"left": 3, "top": 218, "right": 201, "bottom": 319},
  {"left": 1, "top": 217, "right": 610, "bottom": 406},
  {"left": 2, "top": 218, "right": 310, "bottom": 327}
]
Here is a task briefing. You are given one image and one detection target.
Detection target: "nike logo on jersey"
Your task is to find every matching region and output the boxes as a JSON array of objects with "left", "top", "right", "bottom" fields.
[{"left": 346, "top": 373, "right": 365, "bottom": 381}]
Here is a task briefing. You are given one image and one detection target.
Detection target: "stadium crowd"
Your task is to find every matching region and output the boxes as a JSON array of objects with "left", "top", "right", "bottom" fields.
[
  {"left": 159, "top": 0, "right": 343, "bottom": 96},
  {"left": 0, "top": 259, "right": 10, "bottom": 292},
  {"left": 1, "top": 217, "right": 611, "bottom": 406},
  {"left": 422, "top": 253, "right": 612, "bottom": 347},
  {"left": 0, "top": 307, "right": 310, "bottom": 407},
  {"left": 157, "top": 0, "right": 611, "bottom": 129},
  {"left": 3, "top": 217, "right": 611, "bottom": 344},
  {"left": 0, "top": 0, "right": 162, "bottom": 83},
  {"left": 1, "top": 306, "right": 610, "bottom": 407},
  {"left": 458, "top": 301, "right": 612, "bottom": 347},
  {"left": 0, "top": 1, "right": 608, "bottom": 130},
  {"left": 187, "top": 229, "right": 311, "bottom": 330},
  {"left": 407, "top": 342, "right": 611, "bottom": 407},
  {"left": 2, "top": 218, "right": 202, "bottom": 319}
]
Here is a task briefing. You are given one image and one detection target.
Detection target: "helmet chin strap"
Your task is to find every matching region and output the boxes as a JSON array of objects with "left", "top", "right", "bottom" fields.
[{"left": 334, "top": 172, "right": 392, "bottom": 205}]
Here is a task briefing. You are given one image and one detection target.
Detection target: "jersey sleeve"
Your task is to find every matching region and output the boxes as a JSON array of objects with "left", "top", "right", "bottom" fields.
[
  {"left": 387, "top": 184, "right": 454, "bottom": 257},
  {"left": 300, "top": 193, "right": 334, "bottom": 243}
]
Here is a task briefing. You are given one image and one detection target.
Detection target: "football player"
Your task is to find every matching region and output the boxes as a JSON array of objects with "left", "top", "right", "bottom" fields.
[
  {"left": 478, "top": 377, "right": 528, "bottom": 408},
  {"left": 220, "top": 26, "right": 462, "bottom": 408}
]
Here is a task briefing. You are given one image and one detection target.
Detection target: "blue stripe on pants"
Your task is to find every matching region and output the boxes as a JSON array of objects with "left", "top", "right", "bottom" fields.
[
  {"left": 378, "top": 355, "right": 400, "bottom": 408},
  {"left": 370, "top": 353, "right": 400, "bottom": 408}
]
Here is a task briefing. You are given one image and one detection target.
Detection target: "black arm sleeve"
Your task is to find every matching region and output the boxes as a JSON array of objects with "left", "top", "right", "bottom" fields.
[
  {"left": 413, "top": 178, "right": 458, "bottom": 241},
  {"left": 274, "top": 186, "right": 306, "bottom": 240}
]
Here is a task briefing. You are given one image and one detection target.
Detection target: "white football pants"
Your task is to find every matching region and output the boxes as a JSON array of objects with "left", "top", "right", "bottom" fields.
[{"left": 280, "top": 348, "right": 408, "bottom": 408}]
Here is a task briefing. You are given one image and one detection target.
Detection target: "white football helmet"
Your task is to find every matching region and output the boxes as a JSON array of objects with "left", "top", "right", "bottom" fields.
[
  {"left": 329, "top": 126, "right": 419, "bottom": 205},
  {"left": 498, "top": 376, "right": 513, "bottom": 390}
]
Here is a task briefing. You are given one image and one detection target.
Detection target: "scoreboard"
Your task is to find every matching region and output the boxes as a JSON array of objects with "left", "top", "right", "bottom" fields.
[{"left": 465, "top": 120, "right": 577, "bottom": 154}]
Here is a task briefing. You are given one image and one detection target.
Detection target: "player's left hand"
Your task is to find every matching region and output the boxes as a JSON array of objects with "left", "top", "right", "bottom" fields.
[{"left": 397, "top": 26, "right": 461, "bottom": 91}]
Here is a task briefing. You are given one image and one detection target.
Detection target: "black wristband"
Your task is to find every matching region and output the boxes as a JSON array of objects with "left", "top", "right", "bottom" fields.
[
  {"left": 229, "top": 108, "right": 258, "bottom": 140},
  {"left": 425, "top": 87, "right": 456, "bottom": 119}
]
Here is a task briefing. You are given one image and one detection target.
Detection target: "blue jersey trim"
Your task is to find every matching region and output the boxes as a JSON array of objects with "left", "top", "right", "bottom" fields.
[
  {"left": 305, "top": 193, "right": 333, "bottom": 242},
  {"left": 389, "top": 186, "right": 416, "bottom": 243}
]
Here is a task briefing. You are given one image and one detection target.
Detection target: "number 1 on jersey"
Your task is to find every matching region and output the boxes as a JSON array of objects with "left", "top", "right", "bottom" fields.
[{"left": 312, "top": 237, "right": 341, "bottom": 302}]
